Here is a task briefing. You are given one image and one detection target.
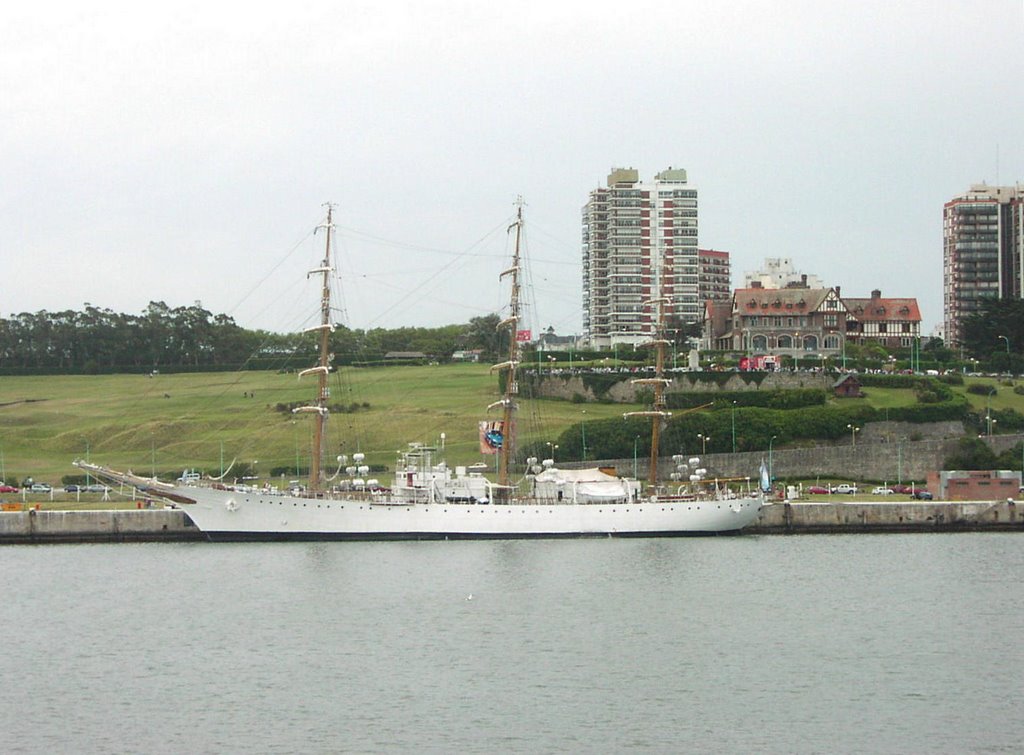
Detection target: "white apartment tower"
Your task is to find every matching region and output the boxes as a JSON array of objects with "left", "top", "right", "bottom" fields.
[{"left": 582, "top": 167, "right": 700, "bottom": 349}]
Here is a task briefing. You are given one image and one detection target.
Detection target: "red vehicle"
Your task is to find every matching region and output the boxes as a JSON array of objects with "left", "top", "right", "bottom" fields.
[
  {"left": 0, "top": 484, "right": 19, "bottom": 493},
  {"left": 807, "top": 485, "right": 830, "bottom": 495},
  {"left": 739, "top": 355, "right": 779, "bottom": 372}
]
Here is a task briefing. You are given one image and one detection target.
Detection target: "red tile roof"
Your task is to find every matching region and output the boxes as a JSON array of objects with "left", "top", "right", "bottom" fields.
[
  {"left": 843, "top": 297, "right": 920, "bottom": 322},
  {"left": 732, "top": 287, "right": 833, "bottom": 313}
]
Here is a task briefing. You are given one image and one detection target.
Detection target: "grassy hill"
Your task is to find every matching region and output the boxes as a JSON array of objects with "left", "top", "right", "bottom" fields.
[
  {"left": 0, "top": 364, "right": 643, "bottom": 485},
  {"left": 2, "top": 365, "right": 1020, "bottom": 489}
]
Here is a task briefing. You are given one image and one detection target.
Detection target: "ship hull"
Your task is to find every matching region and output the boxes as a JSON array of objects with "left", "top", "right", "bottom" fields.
[{"left": 175, "top": 485, "right": 763, "bottom": 540}]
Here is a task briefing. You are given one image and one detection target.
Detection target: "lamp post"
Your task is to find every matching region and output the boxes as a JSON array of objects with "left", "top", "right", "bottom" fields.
[
  {"left": 731, "top": 401, "right": 737, "bottom": 453},
  {"left": 847, "top": 424, "right": 860, "bottom": 447},
  {"left": 998, "top": 335, "right": 1010, "bottom": 355},
  {"left": 698, "top": 433, "right": 710, "bottom": 454},
  {"left": 546, "top": 442, "right": 558, "bottom": 462},
  {"left": 769, "top": 435, "right": 777, "bottom": 486},
  {"left": 581, "top": 409, "right": 587, "bottom": 461},
  {"left": 82, "top": 437, "right": 91, "bottom": 488},
  {"left": 633, "top": 435, "right": 639, "bottom": 478}
]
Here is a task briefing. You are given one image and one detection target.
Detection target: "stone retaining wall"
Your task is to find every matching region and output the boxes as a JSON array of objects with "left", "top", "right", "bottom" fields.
[
  {"left": 528, "top": 371, "right": 832, "bottom": 402},
  {"left": 566, "top": 432, "right": 1024, "bottom": 485}
]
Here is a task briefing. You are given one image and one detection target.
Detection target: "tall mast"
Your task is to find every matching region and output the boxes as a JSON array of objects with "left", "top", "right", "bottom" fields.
[
  {"left": 294, "top": 204, "right": 336, "bottom": 491},
  {"left": 624, "top": 269, "right": 672, "bottom": 491},
  {"left": 490, "top": 199, "right": 525, "bottom": 489}
]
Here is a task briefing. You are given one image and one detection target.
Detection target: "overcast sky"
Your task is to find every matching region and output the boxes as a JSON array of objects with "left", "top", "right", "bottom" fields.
[{"left": 4, "top": 1, "right": 1023, "bottom": 337}]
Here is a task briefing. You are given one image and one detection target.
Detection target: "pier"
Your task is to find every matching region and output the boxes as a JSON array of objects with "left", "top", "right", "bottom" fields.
[{"left": 0, "top": 500, "right": 1020, "bottom": 543}]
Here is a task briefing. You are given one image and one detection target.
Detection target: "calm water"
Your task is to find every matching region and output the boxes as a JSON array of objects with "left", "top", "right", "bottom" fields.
[{"left": 1, "top": 534, "right": 1021, "bottom": 754}]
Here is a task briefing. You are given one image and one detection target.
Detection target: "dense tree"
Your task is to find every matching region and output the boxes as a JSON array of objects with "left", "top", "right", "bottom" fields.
[
  {"left": 0, "top": 304, "right": 503, "bottom": 374},
  {"left": 961, "top": 299, "right": 1024, "bottom": 366}
]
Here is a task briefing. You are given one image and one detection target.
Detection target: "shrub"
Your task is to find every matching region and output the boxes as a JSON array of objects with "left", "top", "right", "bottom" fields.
[
  {"left": 942, "top": 437, "right": 997, "bottom": 470},
  {"left": 967, "top": 384, "right": 995, "bottom": 396}
]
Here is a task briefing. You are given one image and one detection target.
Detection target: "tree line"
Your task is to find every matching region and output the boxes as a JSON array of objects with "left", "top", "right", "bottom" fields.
[{"left": 0, "top": 303, "right": 506, "bottom": 374}]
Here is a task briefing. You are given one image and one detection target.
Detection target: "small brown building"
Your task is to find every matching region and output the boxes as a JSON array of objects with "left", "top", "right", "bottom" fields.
[{"left": 833, "top": 374, "right": 862, "bottom": 398}]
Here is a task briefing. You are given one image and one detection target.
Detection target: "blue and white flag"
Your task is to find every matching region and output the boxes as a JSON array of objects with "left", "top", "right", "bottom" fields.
[{"left": 759, "top": 458, "right": 771, "bottom": 492}]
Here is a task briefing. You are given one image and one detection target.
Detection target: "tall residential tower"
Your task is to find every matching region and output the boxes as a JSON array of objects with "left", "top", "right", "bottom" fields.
[
  {"left": 582, "top": 167, "right": 710, "bottom": 349},
  {"left": 943, "top": 183, "right": 1024, "bottom": 346}
]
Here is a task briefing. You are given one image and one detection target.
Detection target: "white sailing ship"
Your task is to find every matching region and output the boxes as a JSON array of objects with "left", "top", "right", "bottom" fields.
[{"left": 76, "top": 203, "right": 764, "bottom": 540}]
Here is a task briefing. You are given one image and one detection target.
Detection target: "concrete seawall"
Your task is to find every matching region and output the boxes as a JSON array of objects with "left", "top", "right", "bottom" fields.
[
  {"left": 749, "top": 499, "right": 1021, "bottom": 534},
  {"left": 0, "top": 509, "right": 204, "bottom": 544},
  {"left": 1, "top": 502, "right": 1021, "bottom": 543}
]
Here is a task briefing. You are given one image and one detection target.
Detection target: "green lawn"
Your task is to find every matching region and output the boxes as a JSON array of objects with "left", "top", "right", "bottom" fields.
[
  {"left": 0, "top": 365, "right": 642, "bottom": 485},
  {"left": 3, "top": 368, "right": 1021, "bottom": 490}
]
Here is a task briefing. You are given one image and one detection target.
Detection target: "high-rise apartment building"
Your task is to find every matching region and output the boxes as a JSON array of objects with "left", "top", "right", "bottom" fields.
[
  {"left": 582, "top": 167, "right": 705, "bottom": 349},
  {"left": 943, "top": 183, "right": 1024, "bottom": 346},
  {"left": 698, "top": 249, "right": 732, "bottom": 303}
]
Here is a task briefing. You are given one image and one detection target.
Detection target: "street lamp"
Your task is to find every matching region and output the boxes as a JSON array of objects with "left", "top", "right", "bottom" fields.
[
  {"left": 581, "top": 410, "right": 587, "bottom": 461},
  {"left": 998, "top": 335, "right": 1010, "bottom": 355},
  {"left": 769, "top": 435, "right": 777, "bottom": 486},
  {"left": 633, "top": 435, "right": 640, "bottom": 478},
  {"left": 546, "top": 442, "right": 558, "bottom": 462},
  {"left": 698, "top": 433, "right": 710, "bottom": 454},
  {"left": 81, "top": 436, "right": 91, "bottom": 488},
  {"left": 731, "top": 401, "right": 737, "bottom": 453},
  {"left": 847, "top": 424, "right": 860, "bottom": 447}
]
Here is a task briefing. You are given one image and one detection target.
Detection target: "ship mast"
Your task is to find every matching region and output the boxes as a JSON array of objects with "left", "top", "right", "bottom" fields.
[
  {"left": 293, "top": 204, "right": 336, "bottom": 491},
  {"left": 624, "top": 272, "right": 673, "bottom": 491},
  {"left": 490, "top": 199, "right": 525, "bottom": 490}
]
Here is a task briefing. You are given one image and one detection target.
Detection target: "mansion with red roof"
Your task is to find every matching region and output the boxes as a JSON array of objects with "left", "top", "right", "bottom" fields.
[{"left": 703, "top": 284, "right": 921, "bottom": 357}]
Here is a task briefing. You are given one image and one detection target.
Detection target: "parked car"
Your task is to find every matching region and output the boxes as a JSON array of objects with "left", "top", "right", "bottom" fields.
[
  {"left": 30, "top": 483, "right": 52, "bottom": 493},
  {"left": 64, "top": 484, "right": 81, "bottom": 493},
  {"left": 890, "top": 484, "right": 913, "bottom": 494},
  {"left": 85, "top": 484, "right": 110, "bottom": 493},
  {"left": 832, "top": 483, "right": 858, "bottom": 494},
  {"left": 871, "top": 487, "right": 894, "bottom": 495},
  {"left": 911, "top": 490, "right": 933, "bottom": 500},
  {"left": 807, "top": 486, "right": 830, "bottom": 495}
]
